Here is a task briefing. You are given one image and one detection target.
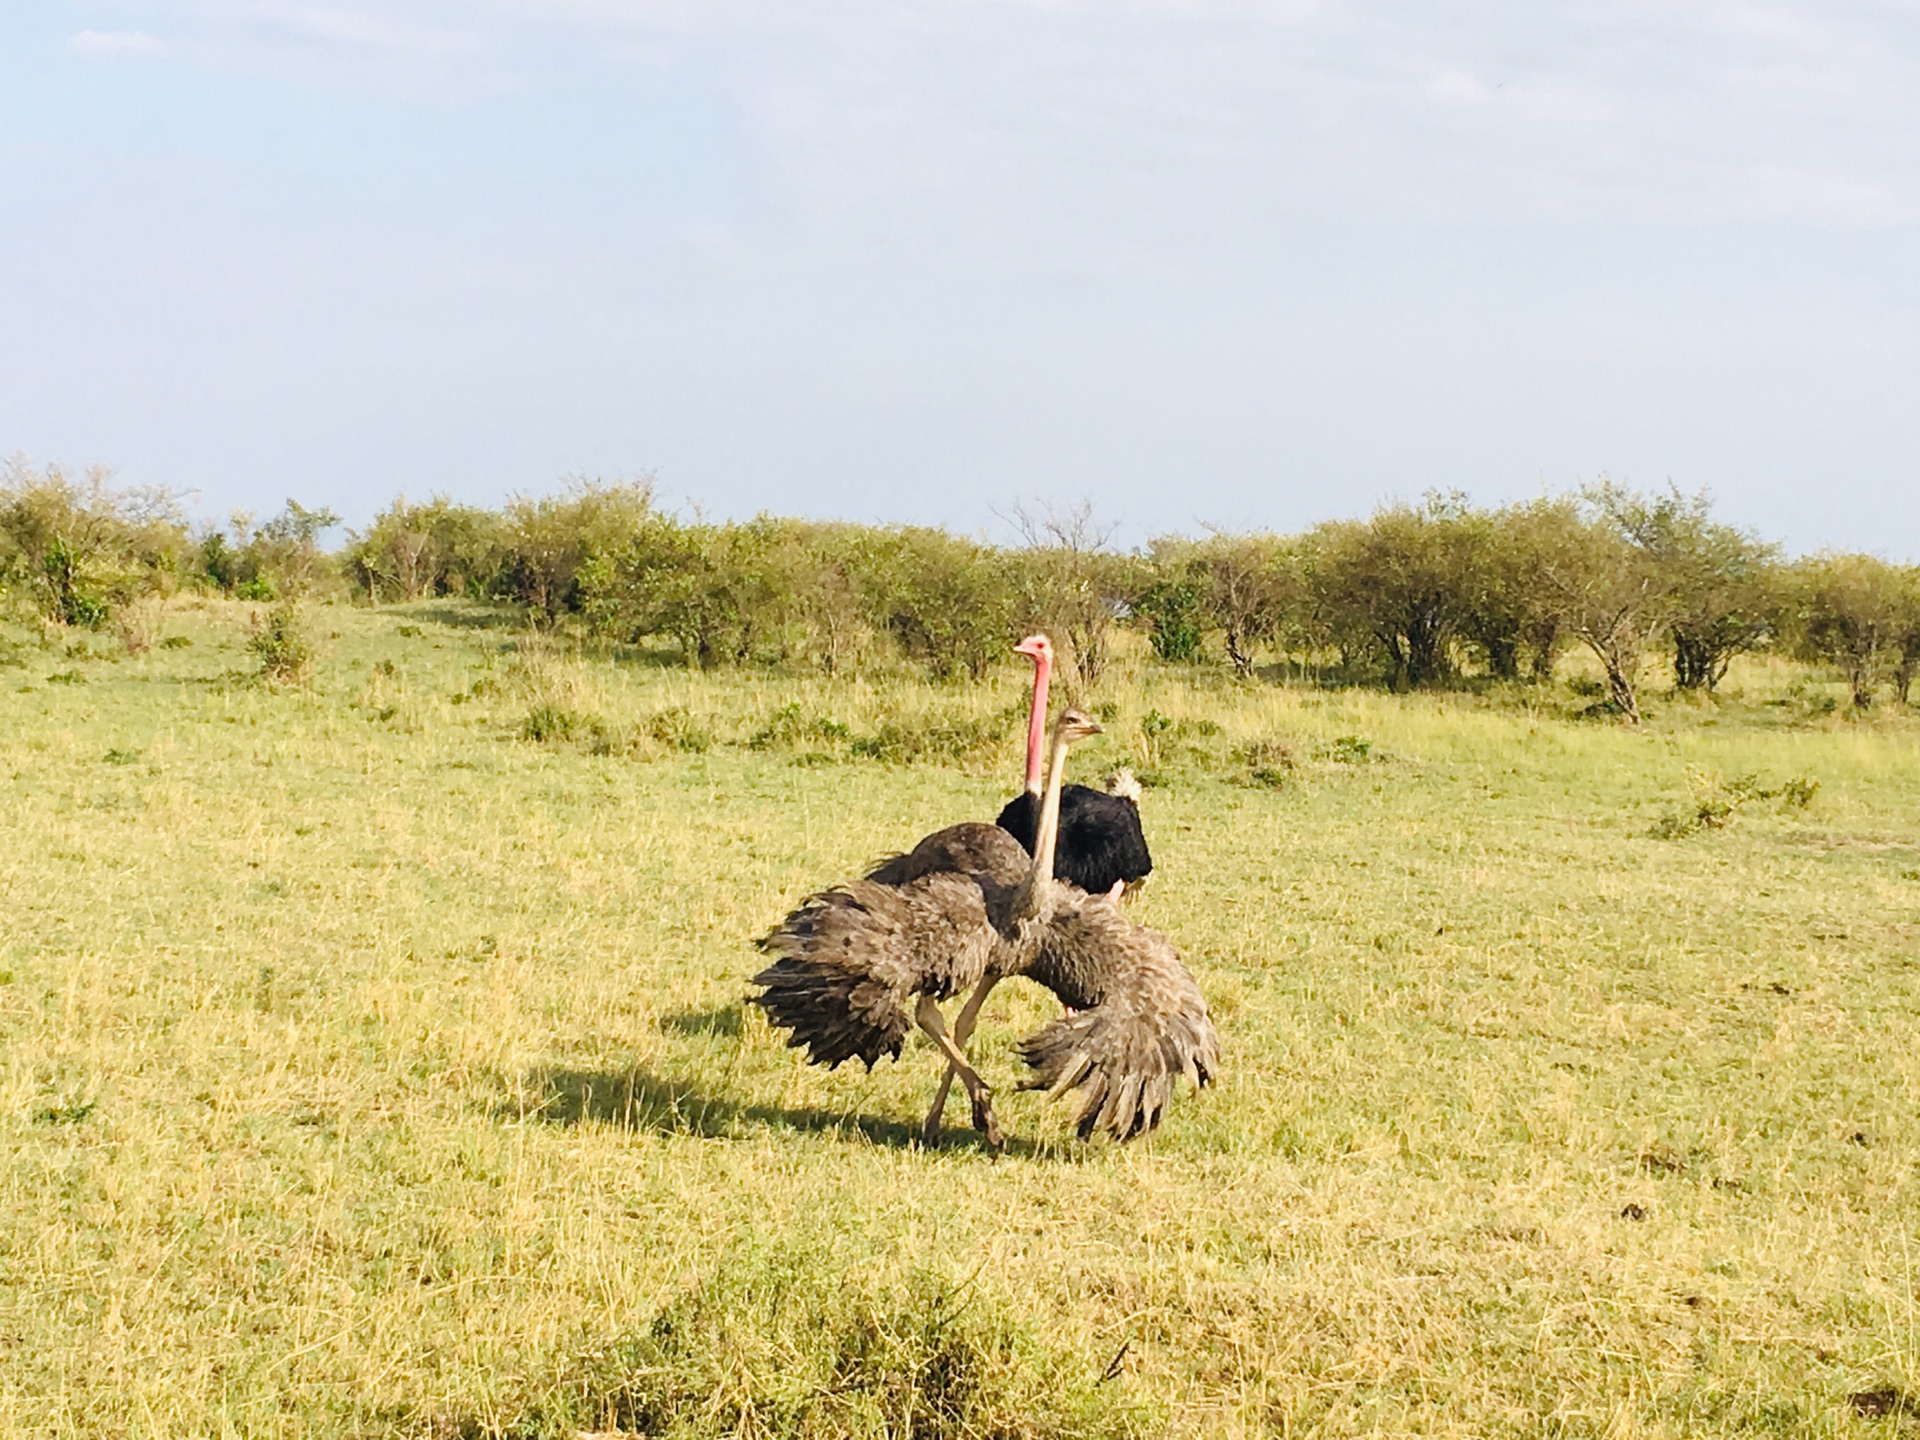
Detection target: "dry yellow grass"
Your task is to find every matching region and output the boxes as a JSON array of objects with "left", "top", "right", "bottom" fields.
[{"left": 0, "top": 599, "right": 1916, "bottom": 1437}]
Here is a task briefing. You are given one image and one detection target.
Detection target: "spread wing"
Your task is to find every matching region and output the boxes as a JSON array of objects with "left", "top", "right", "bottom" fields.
[
  {"left": 751, "top": 872, "right": 1000, "bottom": 1070},
  {"left": 1015, "top": 899, "right": 1218, "bottom": 1141}
]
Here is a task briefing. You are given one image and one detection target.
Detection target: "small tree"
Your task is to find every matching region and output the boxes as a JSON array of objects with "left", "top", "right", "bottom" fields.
[
  {"left": 1006, "top": 501, "right": 1130, "bottom": 690},
  {"left": 0, "top": 457, "right": 189, "bottom": 624},
  {"left": 1309, "top": 496, "right": 1480, "bottom": 688},
  {"left": 1790, "top": 553, "right": 1912, "bottom": 709},
  {"left": 1154, "top": 529, "right": 1307, "bottom": 678},
  {"left": 856, "top": 527, "right": 1017, "bottom": 682},
  {"left": 1536, "top": 487, "right": 1670, "bottom": 724},
  {"left": 1895, "top": 568, "right": 1920, "bottom": 706},
  {"left": 248, "top": 500, "right": 342, "bottom": 597},
  {"left": 1601, "top": 486, "right": 1779, "bottom": 692},
  {"left": 345, "top": 495, "right": 504, "bottom": 602},
  {"left": 1458, "top": 498, "right": 1582, "bottom": 682},
  {"left": 784, "top": 523, "right": 882, "bottom": 674}
]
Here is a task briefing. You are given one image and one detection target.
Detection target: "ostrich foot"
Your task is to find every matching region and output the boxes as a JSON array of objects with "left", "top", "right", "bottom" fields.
[
  {"left": 970, "top": 1087, "right": 1004, "bottom": 1149},
  {"left": 921, "top": 1094, "right": 949, "bottom": 1146},
  {"left": 915, "top": 996, "right": 998, "bottom": 1149}
]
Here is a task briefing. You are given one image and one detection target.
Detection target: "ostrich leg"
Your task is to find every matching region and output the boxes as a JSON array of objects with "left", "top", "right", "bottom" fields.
[
  {"left": 914, "top": 995, "right": 1003, "bottom": 1148},
  {"left": 922, "top": 975, "right": 1000, "bottom": 1143}
]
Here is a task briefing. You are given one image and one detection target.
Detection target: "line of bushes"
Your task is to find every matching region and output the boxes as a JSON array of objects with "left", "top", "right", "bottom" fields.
[{"left": 5, "top": 454, "right": 1919, "bottom": 715}]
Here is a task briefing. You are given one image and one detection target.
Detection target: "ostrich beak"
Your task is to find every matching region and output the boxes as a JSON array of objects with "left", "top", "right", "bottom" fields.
[{"left": 1013, "top": 634, "right": 1049, "bottom": 661}]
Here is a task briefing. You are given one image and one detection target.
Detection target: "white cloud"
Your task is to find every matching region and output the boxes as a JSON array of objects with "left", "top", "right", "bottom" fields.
[
  {"left": 1426, "top": 70, "right": 1487, "bottom": 103},
  {"left": 53, "top": 0, "right": 1920, "bottom": 231},
  {"left": 235, "top": 0, "right": 475, "bottom": 53},
  {"left": 70, "top": 29, "right": 167, "bottom": 59}
]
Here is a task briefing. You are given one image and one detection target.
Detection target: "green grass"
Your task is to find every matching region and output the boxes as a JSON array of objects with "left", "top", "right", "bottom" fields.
[{"left": 2, "top": 598, "right": 1918, "bottom": 1438}]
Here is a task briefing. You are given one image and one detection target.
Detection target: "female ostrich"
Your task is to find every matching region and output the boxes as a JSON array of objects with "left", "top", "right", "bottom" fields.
[
  {"left": 753, "top": 709, "right": 1217, "bottom": 1146},
  {"left": 996, "top": 634, "right": 1151, "bottom": 896}
]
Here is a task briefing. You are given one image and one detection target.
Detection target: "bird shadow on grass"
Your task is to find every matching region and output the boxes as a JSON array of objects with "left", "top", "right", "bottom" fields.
[
  {"left": 500, "top": 1064, "right": 1043, "bottom": 1158},
  {"left": 661, "top": 1004, "right": 743, "bottom": 1038}
]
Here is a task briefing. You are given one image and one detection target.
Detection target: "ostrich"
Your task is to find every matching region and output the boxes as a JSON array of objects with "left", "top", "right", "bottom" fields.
[
  {"left": 995, "top": 634, "right": 1152, "bottom": 897},
  {"left": 753, "top": 708, "right": 1217, "bottom": 1146}
]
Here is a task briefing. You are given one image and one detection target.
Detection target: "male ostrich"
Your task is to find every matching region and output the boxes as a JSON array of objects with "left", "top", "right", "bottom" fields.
[
  {"left": 753, "top": 708, "right": 1217, "bottom": 1146},
  {"left": 995, "top": 634, "right": 1151, "bottom": 896}
]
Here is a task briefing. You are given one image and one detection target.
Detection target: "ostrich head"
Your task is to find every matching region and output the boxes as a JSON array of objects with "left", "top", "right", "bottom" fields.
[
  {"left": 1013, "top": 633, "right": 1054, "bottom": 666},
  {"left": 1052, "top": 706, "right": 1102, "bottom": 747},
  {"left": 1013, "top": 633, "right": 1055, "bottom": 794}
]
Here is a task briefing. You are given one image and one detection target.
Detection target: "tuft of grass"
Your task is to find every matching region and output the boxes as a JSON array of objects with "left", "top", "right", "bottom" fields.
[
  {"left": 113, "top": 595, "right": 163, "bottom": 656},
  {"left": 647, "top": 705, "right": 713, "bottom": 754},
  {"left": 1236, "top": 738, "right": 1297, "bottom": 788},
  {"left": 521, "top": 702, "right": 584, "bottom": 743},
  {"left": 454, "top": 1258, "right": 1147, "bottom": 1440},
  {"left": 749, "top": 701, "right": 849, "bottom": 752},
  {"left": 849, "top": 714, "right": 1006, "bottom": 767}
]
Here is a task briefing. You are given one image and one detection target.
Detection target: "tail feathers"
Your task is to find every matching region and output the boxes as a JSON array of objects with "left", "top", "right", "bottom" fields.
[
  {"left": 1104, "top": 768, "right": 1143, "bottom": 803},
  {"left": 1016, "top": 944, "right": 1218, "bottom": 1142},
  {"left": 751, "top": 872, "right": 999, "bottom": 1071},
  {"left": 750, "top": 958, "right": 909, "bottom": 1070}
]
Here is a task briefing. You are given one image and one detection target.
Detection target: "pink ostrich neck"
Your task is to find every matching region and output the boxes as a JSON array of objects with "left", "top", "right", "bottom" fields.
[{"left": 1023, "top": 648, "right": 1052, "bottom": 795}]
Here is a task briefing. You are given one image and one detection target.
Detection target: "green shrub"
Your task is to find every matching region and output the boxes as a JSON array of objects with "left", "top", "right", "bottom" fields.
[
  {"left": 647, "top": 706, "right": 713, "bottom": 753},
  {"left": 1326, "top": 734, "right": 1373, "bottom": 764},
  {"left": 0, "top": 459, "right": 189, "bottom": 625},
  {"left": 1132, "top": 574, "right": 1203, "bottom": 662},
  {"left": 344, "top": 496, "right": 505, "bottom": 602},
  {"left": 601, "top": 513, "right": 795, "bottom": 666},
  {"left": 1650, "top": 767, "right": 1820, "bottom": 838},
  {"left": 493, "top": 478, "right": 655, "bottom": 621},
  {"left": 248, "top": 602, "right": 318, "bottom": 685},
  {"left": 850, "top": 714, "right": 1006, "bottom": 767},
  {"left": 522, "top": 704, "right": 583, "bottom": 743},
  {"left": 1239, "top": 738, "right": 1297, "bottom": 788}
]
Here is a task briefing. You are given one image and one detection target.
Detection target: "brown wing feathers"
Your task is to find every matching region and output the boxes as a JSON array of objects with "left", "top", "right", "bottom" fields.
[
  {"left": 1016, "top": 900, "right": 1219, "bottom": 1141},
  {"left": 751, "top": 871, "right": 1001, "bottom": 1069}
]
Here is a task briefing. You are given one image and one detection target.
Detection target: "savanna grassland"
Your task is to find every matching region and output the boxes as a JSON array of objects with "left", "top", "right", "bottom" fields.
[{"left": 1, "top": 598, "right": 1918, "bottom": 1439}]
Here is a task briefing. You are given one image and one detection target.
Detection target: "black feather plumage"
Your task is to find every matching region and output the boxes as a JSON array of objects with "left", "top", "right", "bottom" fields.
[{"left": 994, "top": 786, "right": 1152, "bottom": 894}]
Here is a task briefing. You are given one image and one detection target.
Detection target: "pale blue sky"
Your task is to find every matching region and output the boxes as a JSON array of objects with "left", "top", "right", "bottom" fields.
[{"left": 3, "top": 2, "right": 1917, "bottom": 552}]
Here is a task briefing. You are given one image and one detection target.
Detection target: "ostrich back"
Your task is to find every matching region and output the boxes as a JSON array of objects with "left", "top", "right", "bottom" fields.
[
  {"left": 752, "top": 871, "right": 1002, "bottom": 1070},
  {"left": 1012, "top": 896, "right": 1218, "bottom": 1142},
  {"left": 994, "top": 787, "right": 1152, "bottom": 893},
  {"left": 865, "top": 822, "right": 1028, "bottom": 888}
]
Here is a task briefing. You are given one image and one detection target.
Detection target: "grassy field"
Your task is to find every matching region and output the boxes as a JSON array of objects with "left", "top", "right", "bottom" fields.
[{"left": 2, "top": 598, "right": 1918, "bottom": 1438}]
